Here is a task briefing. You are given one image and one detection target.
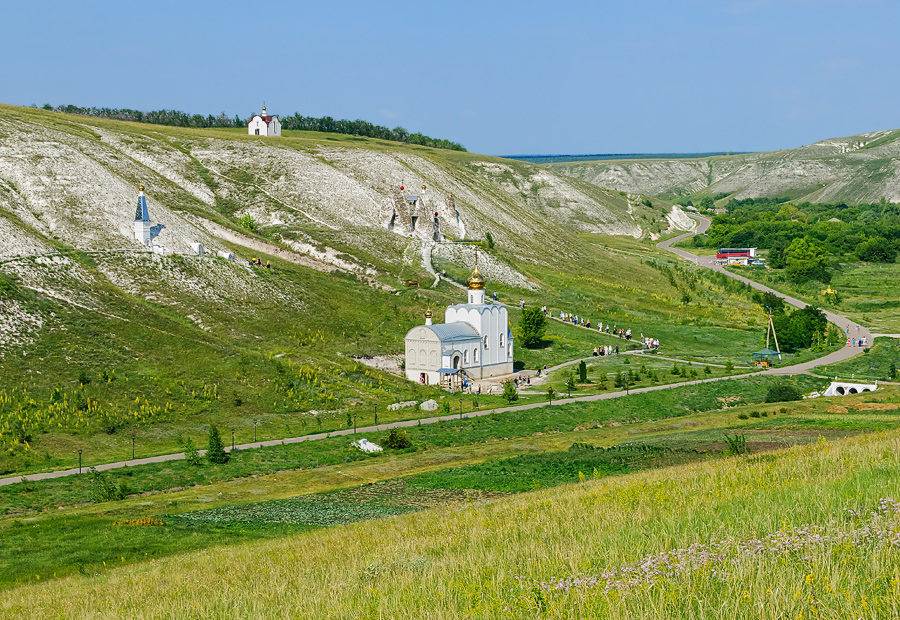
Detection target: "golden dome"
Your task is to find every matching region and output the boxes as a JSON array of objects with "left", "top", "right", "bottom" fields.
[
  {"left": 467, "top": 266, "right": 486, "bottom": 290},
  {"left": 425, "top": 308, "right": 433, "bottom": 318},
  {"left": 139, "top": 183, "right": 144, "bottom": 192}
]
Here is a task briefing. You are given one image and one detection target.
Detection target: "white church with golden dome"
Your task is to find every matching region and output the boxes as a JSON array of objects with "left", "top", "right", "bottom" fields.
[{"left": 404, "top": 255, "right": 513, "bottom": 389}]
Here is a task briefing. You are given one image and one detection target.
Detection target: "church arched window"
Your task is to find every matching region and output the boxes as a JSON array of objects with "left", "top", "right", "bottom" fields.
[
  {"left": 483, "top": 335, "right": 489, "bottom": 349},
  {"left": 463, "top": 350, "right": 469, "bottom": 364},
  {"left": 473, "top": 348, "right": 478, "bottom": 363},
  {"left": 409, "top": 349, "right": 417, "bottom": 366},
  {"left": 500, "top": 332, "right": 504, "bottom": 347}
]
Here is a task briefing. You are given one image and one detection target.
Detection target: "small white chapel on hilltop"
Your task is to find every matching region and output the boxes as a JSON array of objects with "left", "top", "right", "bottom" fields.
[
  {"left": 248, "top": 104, "right": 281, "bottom": 137},
  {"left": 404, "top": 253, "right": 513, "bottom": 389}
]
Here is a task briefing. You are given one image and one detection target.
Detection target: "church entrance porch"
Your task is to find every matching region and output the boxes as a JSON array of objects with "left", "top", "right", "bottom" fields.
[{"left": 438, "top": 368, "right": 461, "bottom": 390}]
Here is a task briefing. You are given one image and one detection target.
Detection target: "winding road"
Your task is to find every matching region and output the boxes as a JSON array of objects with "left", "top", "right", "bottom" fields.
[
  {"left": 0, "top": 216, "right": 876, "bottom": 487},
  {"left": 660, "top": 215, "right": 872, "bottom": 373}
]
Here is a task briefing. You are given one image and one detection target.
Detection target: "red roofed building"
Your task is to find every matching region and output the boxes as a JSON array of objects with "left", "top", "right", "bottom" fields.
[{"left": 248, "top": 105, "right": 282, "bottom": 137}]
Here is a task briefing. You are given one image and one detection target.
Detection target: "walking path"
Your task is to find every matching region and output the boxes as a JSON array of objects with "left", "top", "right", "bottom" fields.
[{"left": 0, "top": 215, "right": 875, "bottom": 488}]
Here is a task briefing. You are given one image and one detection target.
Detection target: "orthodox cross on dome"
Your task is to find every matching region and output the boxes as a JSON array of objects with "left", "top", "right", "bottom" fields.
[
  {"left": 467, "top": 247, "right": 485, "bottom": 290},
  {"left": 134, "top": 184, "right": 150, "bottom": 222}
]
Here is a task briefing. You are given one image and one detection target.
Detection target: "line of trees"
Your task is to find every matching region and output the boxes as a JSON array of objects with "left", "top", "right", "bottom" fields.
[{"left": 40, "top": 104, "right": 466, "bottom": 151}]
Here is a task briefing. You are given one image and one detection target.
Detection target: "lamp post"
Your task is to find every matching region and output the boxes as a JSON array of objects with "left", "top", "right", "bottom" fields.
[
  {"left": 78, "top": 449, "right": 82, "bottom": 474},
  {"left": 253, "top": 419, "right": 258, "bottom": 443},
  {"left": 131, "top": 434, "right": 135, "bottom": 460},
  {"left": 459, "top": 398, "right": 463, "bottom": 419},
  {"left": 231, "top": 428, "right": 235, "bottom": 451},
  {"left": 374, "top": 405, "right": 378, "bottom": 427},
  {"left": 353, "top": 412, "right": 357, "bottom": 434}
]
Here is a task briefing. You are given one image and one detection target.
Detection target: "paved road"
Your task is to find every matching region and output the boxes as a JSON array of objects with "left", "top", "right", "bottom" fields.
[
  {"left": 0, "top": 215, "right": 873, "bottom": 488},
  {"left": 659, "top": 215, "right": 872, "bottom": 373}
]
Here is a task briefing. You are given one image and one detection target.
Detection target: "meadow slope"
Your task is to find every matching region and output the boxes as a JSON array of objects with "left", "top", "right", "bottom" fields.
[{"left": 2, "top": 429, "right": 899, "bottom": 619}]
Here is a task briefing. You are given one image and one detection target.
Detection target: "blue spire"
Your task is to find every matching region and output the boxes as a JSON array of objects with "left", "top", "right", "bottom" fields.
[{"left": 134, "top": 187, "right": 150, "bottom": 222}]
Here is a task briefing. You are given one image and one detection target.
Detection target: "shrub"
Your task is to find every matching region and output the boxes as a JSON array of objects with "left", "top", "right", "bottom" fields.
[
  {"left": 88, "top": 468, "right": 129, "bottom": 502},
  {"left": 183, "top": 438, "right": 203, "bottom": 466},
  {"left": 704, "top": 365, "right": 712, "bottom": 375},
  {"left": 502, "top": 380, "right": 519, "bottom": 404},
  {"left": 765, "top": 383, "right": 802, "bottom": 403},
  {"left": 206, "top": 425, "right": 230, "bottom": 464},
  {"left": 383, "top": 428, "right": 412, "bottom": 450},
  {"left": 737, "top": 413, "right": 749, "bottom": 420},
  {"left": 578, "top": 361, "right": 587, "bottom": 383},
  {"left": 239, "top": 213, "right": 258, "bottom": 232},
  {"left": 750, "top": 411, "right": 761, "bottom": 418},
  {"left": 723, "top": 432, "right": 747, "bottom": 456}
]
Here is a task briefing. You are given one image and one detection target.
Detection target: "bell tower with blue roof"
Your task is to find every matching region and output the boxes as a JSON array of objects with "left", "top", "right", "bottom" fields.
[{"left": 134, "top": 184, "right": 151, "bottom": 246}]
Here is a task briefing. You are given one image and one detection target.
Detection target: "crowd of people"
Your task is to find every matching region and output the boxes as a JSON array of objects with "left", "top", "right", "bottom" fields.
[
  {"left": 543, "top": 307, "right": 660, "bottom": 350},
  {"left": 846, "top": 325, "right": 869, "bottom": 347}
]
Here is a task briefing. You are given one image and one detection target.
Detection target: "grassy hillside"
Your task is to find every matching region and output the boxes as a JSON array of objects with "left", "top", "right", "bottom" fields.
[
  {"left": 2, "top": 405, "right": 898, "bottom": 618},
  {"left": 548, "top": 128, "right": 900, "bottom": 205},
  {"left": 0, "top": 105, "right": 765, "bottom": 475}
]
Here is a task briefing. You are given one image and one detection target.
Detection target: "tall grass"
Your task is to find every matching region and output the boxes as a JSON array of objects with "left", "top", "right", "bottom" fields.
[{"left": 3, "top": 431, "right": 899, "bottom": 619}]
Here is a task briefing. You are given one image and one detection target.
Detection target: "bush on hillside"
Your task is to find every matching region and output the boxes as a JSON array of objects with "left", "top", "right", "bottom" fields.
[{"left": 764, "top": 383, "right": 802, "bottom": 403}]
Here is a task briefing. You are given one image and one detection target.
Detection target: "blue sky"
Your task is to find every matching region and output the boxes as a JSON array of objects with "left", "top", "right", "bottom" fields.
[{"left": 3, "top": 0, "right": 897, "bottom": 155}]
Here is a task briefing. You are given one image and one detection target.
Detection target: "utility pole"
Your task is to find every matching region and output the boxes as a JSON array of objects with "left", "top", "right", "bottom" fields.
[
  {"left": 78, "top": 449, "right": 82, "bottom": 474},
  {"left": 131, "top": 434, "right": 135, "bottom": 460}
]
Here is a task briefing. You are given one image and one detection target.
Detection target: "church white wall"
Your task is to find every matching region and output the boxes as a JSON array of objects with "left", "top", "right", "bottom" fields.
[
  {"left": 134, "top": 221, "right": 150, "bottom": 246},
  {"left": 248, "top": 118, "right": 265, "bottom": 135},
  {"left": 268, "top": 117, "right": 282, "bottom": 136}
]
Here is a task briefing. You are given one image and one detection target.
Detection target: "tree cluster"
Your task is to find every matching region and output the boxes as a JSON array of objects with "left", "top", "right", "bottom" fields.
[
  {"left": 695, "top": 196, "right": 900, "bottom": 285},
  {"left": 752, "top": 292, "right": 828, "bottom": 352}
]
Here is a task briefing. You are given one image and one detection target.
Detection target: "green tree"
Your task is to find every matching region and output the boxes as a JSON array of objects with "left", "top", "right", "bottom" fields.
[
  {"left": 206, "top": 425, "right": 229, "bottom": 464},
  {"left": 502, "top": 380, "right": 519, "bottom": 404},
  {"left": 578, "top": 360, "right": 587, "bottom": 383},
  {"left": 785, "top": 237, "right": 831, "bottom": 284},
  {"left": 855, "top": 237, "right": 897, "bottom": 263},
  {"left": 519, "top": 307, "right": 548, "bottom": 349}
]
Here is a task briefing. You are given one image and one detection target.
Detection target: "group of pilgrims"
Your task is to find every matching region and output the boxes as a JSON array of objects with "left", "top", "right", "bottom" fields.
[{"left": 541, "top": 306, "right": 660, "bottom": 351}]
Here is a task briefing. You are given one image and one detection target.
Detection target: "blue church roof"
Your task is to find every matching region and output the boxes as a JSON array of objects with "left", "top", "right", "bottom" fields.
[
  {"left": 428, "top": 323, "right": 480, "bottom": 342},
  {"left": 134, "top": 194, "right": 150, "bottom": 222}
]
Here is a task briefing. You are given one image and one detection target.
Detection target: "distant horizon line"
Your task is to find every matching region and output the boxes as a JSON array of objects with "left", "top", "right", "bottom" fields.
[{"left": 501, "top": 151, "right": 753, "bottom": 163}]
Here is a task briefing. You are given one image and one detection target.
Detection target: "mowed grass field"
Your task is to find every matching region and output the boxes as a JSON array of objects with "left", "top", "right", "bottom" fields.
[{"left": 2, "top": 414, "right": 899, "bottom": 618}]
